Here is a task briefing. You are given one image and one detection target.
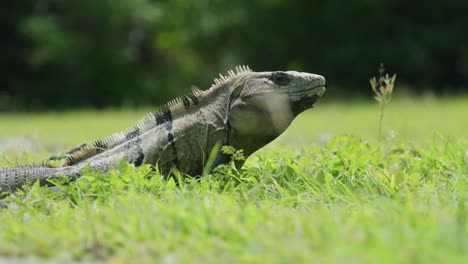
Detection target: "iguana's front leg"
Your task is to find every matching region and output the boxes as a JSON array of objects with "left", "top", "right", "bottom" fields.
[{"left": 48, "top": 143, "right": 88, "bottom": 161}]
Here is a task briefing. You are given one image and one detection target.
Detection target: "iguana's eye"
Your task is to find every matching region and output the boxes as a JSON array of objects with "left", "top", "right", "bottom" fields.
[{"left": 270, "top": 72, "right": 291, "bottom": 86}]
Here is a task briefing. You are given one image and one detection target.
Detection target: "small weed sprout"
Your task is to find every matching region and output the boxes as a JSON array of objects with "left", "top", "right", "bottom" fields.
[
  {"left": 211, "top": 146, "right": 246, "bottom": 185},
  {"left": 370, "top": 63, "right": 397, "bottom": 146},
  {"left": 220, "top": 145, "right": 245, "bottom": 163}
]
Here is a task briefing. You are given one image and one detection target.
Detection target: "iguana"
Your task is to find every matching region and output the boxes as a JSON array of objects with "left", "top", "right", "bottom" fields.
[{"left": 0, "top": 66, "right": 326, "bottom": 193}]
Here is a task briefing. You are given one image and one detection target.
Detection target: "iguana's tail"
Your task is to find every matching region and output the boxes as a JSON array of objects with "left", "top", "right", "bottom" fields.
[{"left": 0, "top": 165, "right": 82, "bottom": 193}]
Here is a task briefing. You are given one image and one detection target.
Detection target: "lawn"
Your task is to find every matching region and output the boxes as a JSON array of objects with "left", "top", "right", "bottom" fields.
[{"left": 0, "top": 96, "right": 467, "bottom": 263}]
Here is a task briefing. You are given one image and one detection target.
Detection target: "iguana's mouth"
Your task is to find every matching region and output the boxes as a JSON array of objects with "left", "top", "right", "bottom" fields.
[{"left": 288, "top": 85, "right": 326, "bottom": 96}]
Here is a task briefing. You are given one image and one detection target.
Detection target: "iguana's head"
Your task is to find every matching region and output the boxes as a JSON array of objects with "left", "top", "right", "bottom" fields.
[{"left": 226, "top": 69, "right": 326, "bottom": 155}]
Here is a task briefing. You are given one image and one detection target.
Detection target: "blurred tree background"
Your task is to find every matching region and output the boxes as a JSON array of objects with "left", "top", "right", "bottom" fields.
[{"left": 1, "top": 0, "right": 467, "bottom": 110}]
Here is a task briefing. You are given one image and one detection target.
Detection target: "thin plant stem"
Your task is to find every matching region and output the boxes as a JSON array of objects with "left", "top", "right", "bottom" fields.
[{"left": 378, "top": 101, "right": 384, "bottom": 147}]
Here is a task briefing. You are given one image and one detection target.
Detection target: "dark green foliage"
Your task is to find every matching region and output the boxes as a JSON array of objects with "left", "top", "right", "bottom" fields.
[{"left": 1, "top": 0, "right": 467, "bottom": 109}]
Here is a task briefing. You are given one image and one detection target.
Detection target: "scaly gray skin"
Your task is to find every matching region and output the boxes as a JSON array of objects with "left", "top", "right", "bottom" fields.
[{"left": 0, "top": 66, "right": 326, "bottom": 193}]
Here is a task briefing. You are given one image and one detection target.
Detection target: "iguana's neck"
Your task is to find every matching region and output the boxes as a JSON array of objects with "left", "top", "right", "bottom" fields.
[{"left": 146, "top": 82, "right": 235, "bottom": 174}]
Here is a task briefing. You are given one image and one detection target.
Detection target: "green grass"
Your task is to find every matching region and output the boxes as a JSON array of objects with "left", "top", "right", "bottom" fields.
[{"left": 0, "top": 96, "right": 467, "bottom": 263}]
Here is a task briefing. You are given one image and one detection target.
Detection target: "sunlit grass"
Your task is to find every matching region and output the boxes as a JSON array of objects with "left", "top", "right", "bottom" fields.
[
  {"left": 0, "top": 97, "right": 467, "bottom": 263},
  {"left": 0, "top": 96, "right": 466, "bottom": 148}
]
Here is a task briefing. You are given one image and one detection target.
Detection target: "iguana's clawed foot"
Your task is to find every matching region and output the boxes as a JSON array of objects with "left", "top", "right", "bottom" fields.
[
  {"left": 48, "top": 143, "right": 88, "bottom": 161},
  {"left": 48, "top": 152, "right": 71, "bottom": 161}
]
